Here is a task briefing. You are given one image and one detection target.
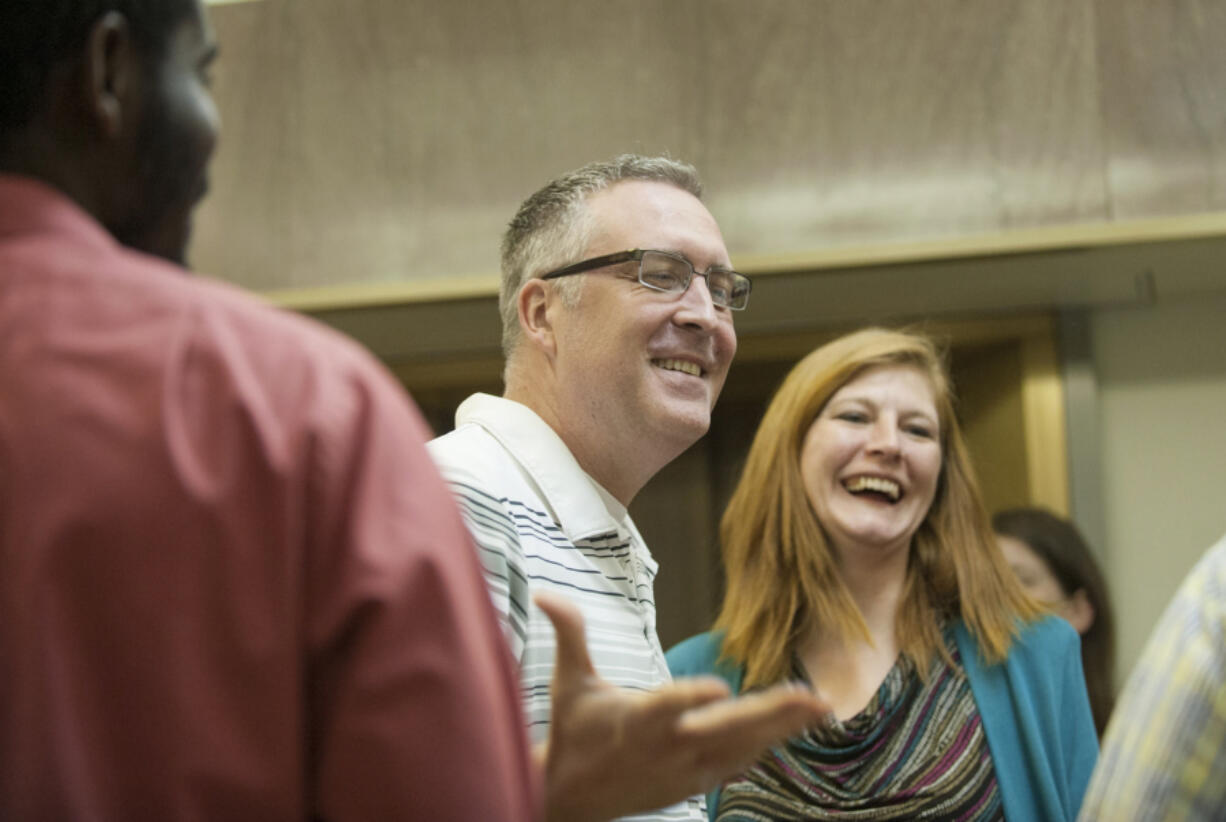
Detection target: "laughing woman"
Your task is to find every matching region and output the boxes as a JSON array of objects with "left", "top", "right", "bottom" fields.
[{"left": 668, "top": 328, "right": 1097, "bottom": 821}]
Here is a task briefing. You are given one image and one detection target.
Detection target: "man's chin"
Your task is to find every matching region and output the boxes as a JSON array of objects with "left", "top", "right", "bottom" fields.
[{"left": 652, "top": 404, "right": 712, "bottom": 449}]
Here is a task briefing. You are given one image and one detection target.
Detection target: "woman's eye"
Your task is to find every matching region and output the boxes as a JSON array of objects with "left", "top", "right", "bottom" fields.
[
  {"left": 906, "top": 425, "right": 935, "bottom": 439},
  {"left": 837, "top": 411, "right": 868, "bottom": 423}
]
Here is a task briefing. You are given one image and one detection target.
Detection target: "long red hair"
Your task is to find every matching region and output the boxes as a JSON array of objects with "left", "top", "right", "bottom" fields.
[{"left": 714, "top": 328, "right": 1042, "bottom": 688}]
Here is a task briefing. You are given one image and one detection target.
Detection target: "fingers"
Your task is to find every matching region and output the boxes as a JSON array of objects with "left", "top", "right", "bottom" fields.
[
  {"left": 635, "top": 684, "right": 831, "bottom": 805},
  {"left": 677, "top": 682, "right": 831, "bottom": 752},
  {"left": 665, "top": 684, "right": 831, "bottom": 792},
  {"left": 633, "top": 676, "right": 732, "bottom": 726},
  {"left": 533, "top": 590, "right": 597, "bottom": 682}
]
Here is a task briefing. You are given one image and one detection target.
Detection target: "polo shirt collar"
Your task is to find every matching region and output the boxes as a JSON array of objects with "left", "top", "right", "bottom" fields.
[{"left": 454, "top": 393, "right": 628, "bottom": 542}]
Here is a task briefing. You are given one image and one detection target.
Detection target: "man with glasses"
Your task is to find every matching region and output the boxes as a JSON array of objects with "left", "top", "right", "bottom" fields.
[{"left": 429, "top": 155, "right": 825, "bottom": 821}]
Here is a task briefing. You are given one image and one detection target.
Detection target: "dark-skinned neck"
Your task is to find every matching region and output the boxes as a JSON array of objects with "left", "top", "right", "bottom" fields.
[{"left": 0, "top": 47, "right": 131, "bottom": 235}]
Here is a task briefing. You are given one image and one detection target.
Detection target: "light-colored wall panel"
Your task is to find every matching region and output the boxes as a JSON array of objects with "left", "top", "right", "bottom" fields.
[
  {"left": 990, "top": 1, "right": 1109, "bottom": 229},
  {"left": 195, "top": 0, "right": 1226, "bottom": 296},
  {"left": 196, "top": 0, "right": 709, "bottom": 290},
  {"left": 1097, "top": 0, "right": 1226, "bottom": 217},
  {"left": 196, "top": 0, "right": 1134, "bottom": 293},
  {"left": 1092, "top": 292, "right": 1226, "bottom": 683},
  {"left": 194, "top": 2, "right": 296, "bottom": 282},
  {"left": 701, "top": 0, "right": 1108, "bottom": 255}
]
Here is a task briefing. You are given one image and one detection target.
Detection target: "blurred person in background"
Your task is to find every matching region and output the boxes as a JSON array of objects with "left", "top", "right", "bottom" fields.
[{"left": 994, "top": 507, "right": 1117, "bottom": 737}]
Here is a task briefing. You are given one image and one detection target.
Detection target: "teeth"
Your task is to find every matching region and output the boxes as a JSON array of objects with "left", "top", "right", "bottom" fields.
[
  {"left": 654, "top": 358, "right": 702, "bottom": 377},
  {"left": 844, "top": 476, "right": 901, "bottom": 501}
]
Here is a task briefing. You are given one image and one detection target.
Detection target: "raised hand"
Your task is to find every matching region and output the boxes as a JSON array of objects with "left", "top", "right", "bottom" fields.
[{"left": 534, "top": 591, "right": 830, "bottom": 822}]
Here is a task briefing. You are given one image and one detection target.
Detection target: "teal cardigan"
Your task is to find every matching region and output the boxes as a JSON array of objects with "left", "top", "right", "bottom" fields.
[{"left": 667, "top": 617, "right": 1098, "bottom": 821}]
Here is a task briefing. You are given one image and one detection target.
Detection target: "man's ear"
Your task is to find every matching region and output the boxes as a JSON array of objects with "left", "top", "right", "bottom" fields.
[
  {"left": 83, "top": 12, "right": 139, "bottom": 139},
  {"left": 518, "top": 278, "right": 557, "bottom": 356}
]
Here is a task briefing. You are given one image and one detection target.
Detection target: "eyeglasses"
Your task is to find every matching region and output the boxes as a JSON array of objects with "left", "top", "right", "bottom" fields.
[{"left": 541, "top": 249, "right": 753, "bottom": 311}]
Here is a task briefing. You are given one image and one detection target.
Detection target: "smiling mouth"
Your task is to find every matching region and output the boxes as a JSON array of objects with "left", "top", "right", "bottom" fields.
[
  {"left": 653, "top": 358, "right": 704, "bottom": 378},
  {"left": 843, "top": 475, "right": 902, "bottom": 503}
]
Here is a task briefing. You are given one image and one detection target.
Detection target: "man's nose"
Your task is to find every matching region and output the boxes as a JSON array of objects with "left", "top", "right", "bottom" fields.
[{"left": 672, "top": 274, "right": 721, "bottom": 331}]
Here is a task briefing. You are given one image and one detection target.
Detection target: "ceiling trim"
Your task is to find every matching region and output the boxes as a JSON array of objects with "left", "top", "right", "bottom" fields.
[{"left": 262, "top": 210, "right": 1226, "bottom": 313}]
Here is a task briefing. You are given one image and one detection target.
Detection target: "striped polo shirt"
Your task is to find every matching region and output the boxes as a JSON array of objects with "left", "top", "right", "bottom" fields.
[{"left": 428, "top": 393, "right": 706, "bottom": 822}]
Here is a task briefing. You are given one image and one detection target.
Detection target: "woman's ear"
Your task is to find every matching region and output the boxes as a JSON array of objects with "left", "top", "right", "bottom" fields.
[{"left": 1063, "top": 587, "right": 1096, "bottom": 635}]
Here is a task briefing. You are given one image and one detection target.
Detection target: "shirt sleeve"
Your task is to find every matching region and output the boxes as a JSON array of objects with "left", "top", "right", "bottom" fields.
[
  {"left": 1078, "top": 537, "right": 1226, "bottom": 821},
  {"left": 303, "top": 363, "right": 537, "bottom": 821}
]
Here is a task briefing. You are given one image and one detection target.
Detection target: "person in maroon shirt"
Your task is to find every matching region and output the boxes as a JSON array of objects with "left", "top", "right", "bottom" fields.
[
  {"left": 0, "top": 2, "right": 538, "bottom": 819},
  {"left": 0, "top": 2, "right": 826, "bottom": 819}
]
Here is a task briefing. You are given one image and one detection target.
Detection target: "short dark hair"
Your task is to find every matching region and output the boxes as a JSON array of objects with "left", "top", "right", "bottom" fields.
[{"left": 0, "top": 0, "right": 197, "bottom": 130}]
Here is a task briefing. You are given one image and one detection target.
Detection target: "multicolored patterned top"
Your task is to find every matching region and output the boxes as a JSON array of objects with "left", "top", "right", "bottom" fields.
[{"left": 716, "top": 633, "right": 1002, "bottom": 821}]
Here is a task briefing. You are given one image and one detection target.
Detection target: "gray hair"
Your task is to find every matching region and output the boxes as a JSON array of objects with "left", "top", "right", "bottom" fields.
[{"left": 498, "top": 154, "right": 704, "bottom": 358}]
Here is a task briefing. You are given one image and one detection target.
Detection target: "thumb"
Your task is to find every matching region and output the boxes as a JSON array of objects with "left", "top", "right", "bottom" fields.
[{"left": 533, "top": 590, "right": 597, "bottom": 684}]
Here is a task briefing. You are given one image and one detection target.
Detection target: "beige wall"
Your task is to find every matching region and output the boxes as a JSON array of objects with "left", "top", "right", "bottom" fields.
[
  {"left": 1091, "top": 292, "right": 1226, "bottom": 683},
  {"left": 196, "top": 0, "right": 1226, "bottom": 295}
]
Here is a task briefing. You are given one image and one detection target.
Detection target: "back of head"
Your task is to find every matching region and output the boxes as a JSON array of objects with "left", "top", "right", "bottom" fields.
[
  {"left": 498, "top": 154, "right": 703, "bottom": 361},
  {"left": 993, "top": 506, "right": 1116, "bottom": 734},
  {"left": 0, "top": 0, "right": 196, "bottom": 135},
  {"left": 717, "top": 328, "right": 1040, "bottom": 688},
  {"left": 1, "top": 0, "right": 217, "bottom": 265}
]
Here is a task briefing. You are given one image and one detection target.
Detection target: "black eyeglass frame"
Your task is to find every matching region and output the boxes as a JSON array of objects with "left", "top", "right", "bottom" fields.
[{"left": 540, "top": 249, "right": 753, "bottom": 310}]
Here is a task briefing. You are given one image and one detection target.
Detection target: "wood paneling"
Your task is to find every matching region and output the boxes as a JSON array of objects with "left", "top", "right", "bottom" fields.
[
  {"left": 951, "top": 341, "right": 1032, "bottom": 514},
  {"left": 699, "top": 0, "right": 1108, "bottom": 254},
  {"left": 195, "top": 0, "right": 1226, "bottom": 299},
  {"left": 1020, "top": 333, "right": 1070, "bottom": 514},
  {"left": 196, "top": 0, "right": 709, "bottom": 290},
  {"left": 1097, "top": 0, "right": 1226, "bottom": 217}
]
